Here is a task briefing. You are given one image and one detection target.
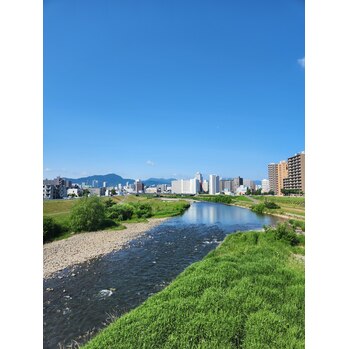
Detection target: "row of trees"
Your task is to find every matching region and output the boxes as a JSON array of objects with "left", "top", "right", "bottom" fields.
[{"left": 43, "top": 197, "right": 154, "bottom": 242}]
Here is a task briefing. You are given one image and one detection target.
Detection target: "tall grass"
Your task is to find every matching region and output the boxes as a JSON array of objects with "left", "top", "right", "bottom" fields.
[{"left": 82, "top": 228, "right": 304, "bottom": 349}]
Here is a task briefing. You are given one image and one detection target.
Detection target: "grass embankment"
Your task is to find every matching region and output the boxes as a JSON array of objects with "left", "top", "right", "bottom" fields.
[
  {"left": 43, "top": 196, "right": 190, "bottom": 242},
  {"left": 83, "top": 226, "right": 304, "bottom": 349},
  {"left": 250, "top": 196, "right": 305, "bottom": 220},
  {"left": 186, "top": 194, "right": 305, "bottom": 221}
]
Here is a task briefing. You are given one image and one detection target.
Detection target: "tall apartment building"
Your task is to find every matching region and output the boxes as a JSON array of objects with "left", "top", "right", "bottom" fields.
[
  {"left": 268, "top": 163, "right": 278, "bottom": 194},
  {"left": 134, "top": 179, "right": 144, "bottom": 193},
  {"left": 195, "top": 172, "right": 203, "bottom": 192},
  {"left": 268, "top": 161, "right": 288, "bottom": 195},
  {"left": 283, "top": 151, "right": 305, "bottom": 194},
  {"left": 277, "top": 161, "right": 288, "bottom": 195},
  {"left": 209, "top": 175, "right": 220, "bottom": 195}
]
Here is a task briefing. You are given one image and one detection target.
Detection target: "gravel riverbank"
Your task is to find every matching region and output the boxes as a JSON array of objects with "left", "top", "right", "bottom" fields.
[{"left": 43, "top": 217, "right": 169, "bottom": 279}]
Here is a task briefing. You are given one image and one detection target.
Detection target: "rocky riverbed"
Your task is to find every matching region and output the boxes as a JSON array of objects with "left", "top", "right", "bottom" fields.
[{"left": 43, "top": 217, "right": 169, "bottom": 279}]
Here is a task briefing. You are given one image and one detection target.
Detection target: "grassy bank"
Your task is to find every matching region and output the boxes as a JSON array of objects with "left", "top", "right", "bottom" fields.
[
  {"left": 184, "top": 194, "right": 305, "bottom": 221},
  {"left": 43, "top": 196, "right": 190, "bottom": 242},
  {"left": 83, "top": 226, "right": 304, "bottom": 349}
]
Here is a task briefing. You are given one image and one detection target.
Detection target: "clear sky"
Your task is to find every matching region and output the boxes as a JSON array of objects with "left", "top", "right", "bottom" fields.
[{"left": 44, "top": 0, "right": 304, "bottom": 181}]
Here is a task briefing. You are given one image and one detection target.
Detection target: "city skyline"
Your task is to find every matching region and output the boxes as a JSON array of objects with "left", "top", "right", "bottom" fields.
[{"left": 44, "top": 0, "right": 304, "bottom": 180}]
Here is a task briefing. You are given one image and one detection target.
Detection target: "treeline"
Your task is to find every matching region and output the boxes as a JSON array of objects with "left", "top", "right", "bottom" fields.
[{"left": 43, "top": 197, "right": 189, "bottom": 243}]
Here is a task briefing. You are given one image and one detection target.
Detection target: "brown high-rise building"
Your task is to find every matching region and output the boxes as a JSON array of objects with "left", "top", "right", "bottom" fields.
[
  {"left": 277, "top": 161, "right": 288, "bottom": 195},
  {"left": 283, "top": 152, "right": 305, "bottom": 194},
  {"left": 268, "top": 163, "right": 278, "bottom": 195},
  {"left": 268, "top": 160, "right": 288, "bottom": 196}
]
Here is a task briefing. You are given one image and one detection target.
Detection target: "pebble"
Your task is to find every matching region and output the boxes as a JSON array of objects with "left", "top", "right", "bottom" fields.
[{"left": 43, "top": 218, "right": 169, "bottom": 279}]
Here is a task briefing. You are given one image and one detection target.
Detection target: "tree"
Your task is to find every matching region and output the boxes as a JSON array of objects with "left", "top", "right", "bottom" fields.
[
  {"left": 131, "top": 202, "right": 153, "bottom": 218},
  {"left": 110, "top": 188, "right": 116, "bottom": 196},
  {"left": 82, "top": 189, "right": 90, "bottom": 197},
  {"left": 107, "top": 203, "right": 134, "bottom": 221},
  {"left": 70, "top": 196, "right": 106, "bottom": 232}
]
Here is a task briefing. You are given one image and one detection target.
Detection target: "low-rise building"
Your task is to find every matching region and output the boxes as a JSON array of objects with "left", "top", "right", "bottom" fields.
[{"left": 67, "top": 188, "right": 82, "bottom": 197}]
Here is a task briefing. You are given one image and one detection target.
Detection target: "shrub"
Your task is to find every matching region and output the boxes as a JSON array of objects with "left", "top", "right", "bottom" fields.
[
  {"left": 288, "top": 219, "right": 305, "bottom": 232},
  {"left": 264, "top": 200, "right": 280, "bottom": 209},
  {"left": 131, "top": 202, "right": 153, "bottom": 218},
  {"left": 69, "top": 196, "right": 106, "bottom": 232},
  {"left": 104, "top": 198, "right": 115, "bottom": 208},
  {"left": 107, "top": 203, "right": 134, "bottom": 221},
  {"left": 43, "top": 216, "right": 63, "bottom": 242},
  {"left": 273, "top": 223, "right": 301, "bottom": 246},
  {"left": 251, "top": 203, "right": 265, "bottom": 214}
]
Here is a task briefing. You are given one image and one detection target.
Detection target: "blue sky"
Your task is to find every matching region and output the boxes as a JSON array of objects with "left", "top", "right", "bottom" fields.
[{"left": 44, "top": 0, "right": 304, "bottom": 181}]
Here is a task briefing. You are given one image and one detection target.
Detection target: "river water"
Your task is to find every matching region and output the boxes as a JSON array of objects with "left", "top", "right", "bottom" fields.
[{"left": 43, "top": 201, "right": 281, "bottom": 348}]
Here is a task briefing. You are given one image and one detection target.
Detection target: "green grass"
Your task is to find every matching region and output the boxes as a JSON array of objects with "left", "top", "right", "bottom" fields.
[
  {"left": 82, "top": 230, "right": 304, "bottom": 349},
  {"left": 251, "top": 196, "right": 305, "bottom": 207}
]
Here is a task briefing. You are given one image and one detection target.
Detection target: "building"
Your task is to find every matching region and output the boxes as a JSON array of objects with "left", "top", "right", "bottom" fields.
[
  {"left": 157, "top": 184, "right": 168, "bottom": 193},
  {"left": 43, "top": 176, "right": 67, "bottom": 199},
  {"left": 268, "top": 163, "right": 278, "bottom": 194},
  {"left": 261, "top": 179, "right": 270, "bottom": 193},
  {"left": 283, "top": 151, "right": 305, "bottom": 194},
  {"left": 277, "top": 161, "right": 288, "bottom": 195},
  {"left": 145, "top": 187, "right": 158, "bottom": 194},
  {"left": 134, "top": 179, "right": 144, "bottom": 193},
  {"left": 202, "top": 180, "right": 209, "bottom": 193},
  {"left": 219, "top": 179, "right": 234, "bottom": 193},
  {"left": 236, "top": 185, "right": 248, "bottom": 195},
  {"left": 243, "top": 179, "right": 256, "bottom": 190},
  {"left": 88, "top": 187, "right": 106, "bottom": 196},
  {"left": 171, "top": 178, "right": 199, "bottom": 194},
  {"left": 103, "top": 181, "right": 107, "bottom": 188},
  {"left": 92, "top": 180, "right": 99, "bottom": 188},
  {"left": 195, "top": 172, "right": 203, "bottom": 192},
  {"left": 67, "top": 188, "right": 81, "bottom": 197},
  {"left": 209, "top": 175, "right": 220, "bottom": 195}
]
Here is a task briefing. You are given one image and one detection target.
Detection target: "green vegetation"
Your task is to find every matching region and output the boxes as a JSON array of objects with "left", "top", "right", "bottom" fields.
[
  {"left": 43, "top": 216, "right": 68, "bottom": 242},
  {"left": 83, "top": 224, "right": 304, "bottom": 349},
  {"left": 251, "top": 199, "right": 281, "bottom": 215},
  {"left": 193, "top": 194, "right": 253, "bottom": 205},
  {"left": 251, "top": 203, "right": 266, "bottom": 214},
  {"left": 251, "top": 196, "right": 305, "bottom": 220},
  {"left": 70, "top": 196, "right": 108, "bottom": 232},
  {"left": 43, "top": 196, "right": 190, "bottom": 242}
]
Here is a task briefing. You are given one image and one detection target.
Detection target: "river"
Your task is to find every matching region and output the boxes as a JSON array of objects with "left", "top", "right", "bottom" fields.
[{"left": 43, "top": 201, "right": 281, "bottom": 348}]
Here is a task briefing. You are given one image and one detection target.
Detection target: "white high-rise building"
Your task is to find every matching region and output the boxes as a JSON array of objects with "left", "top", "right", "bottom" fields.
[
  {"left": 209, "top": 175, "right": 220, "bottom": 195},
  {"left": 195, "top": 172, "right": 203, "bottom": 192},
  {"left": 261, "top": 179, "right": 270, "bottom": 193},
  {"left": 171, "top": 178, "right": 199, "bottom": 194}
]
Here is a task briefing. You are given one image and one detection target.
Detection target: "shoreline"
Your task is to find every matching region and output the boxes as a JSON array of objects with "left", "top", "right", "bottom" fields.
[
  {"left": 227, "top": 202, "right": 305, "bottom": 221},
  {"left": 43, "top": 217, "right": 170, "bottom": 279}
]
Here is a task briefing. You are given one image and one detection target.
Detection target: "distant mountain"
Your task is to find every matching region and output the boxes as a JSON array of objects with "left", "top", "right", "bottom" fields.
[
  {"left": 143, "top": 178, "right": 176, "bottom": 186},
  {"left": 64, "top": 173, "right": 134, "bottom": 187},
  {"left": 64, "top": 174, "right": 176, "bottom": 187}
]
